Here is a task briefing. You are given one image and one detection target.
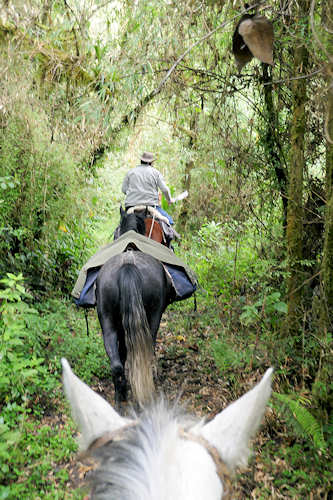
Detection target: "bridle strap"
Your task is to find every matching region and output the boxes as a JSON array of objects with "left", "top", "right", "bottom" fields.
[
  {"left": 179, "top": 429, "right": 233, "bottom": 500},
  {"left": 84, "top": 421, "right": 138, "bottom": 456}
]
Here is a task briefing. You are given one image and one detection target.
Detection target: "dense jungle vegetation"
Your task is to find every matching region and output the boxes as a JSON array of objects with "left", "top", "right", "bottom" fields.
[{"left": 0, "top": 0, "right": 332, "bottom": 498}]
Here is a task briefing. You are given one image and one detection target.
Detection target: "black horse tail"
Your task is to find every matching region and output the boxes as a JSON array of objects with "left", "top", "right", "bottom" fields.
[{"left": 118, "top": 263, "right": 154, "bottom": 405}]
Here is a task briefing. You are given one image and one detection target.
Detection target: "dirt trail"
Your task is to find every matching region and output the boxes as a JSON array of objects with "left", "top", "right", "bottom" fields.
[{"left": 64, "top": 310, "right": 273, "bottom": 498}]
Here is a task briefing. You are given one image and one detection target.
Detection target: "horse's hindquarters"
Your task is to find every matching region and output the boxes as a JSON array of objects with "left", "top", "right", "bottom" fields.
[{"left": 96, "top": 252, "right": 171, "bottom": 405}]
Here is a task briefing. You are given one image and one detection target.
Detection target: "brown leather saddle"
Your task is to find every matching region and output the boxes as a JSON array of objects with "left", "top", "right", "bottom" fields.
[
  {"left": 144, "top": 218, "right": 164, "bottom": 244},
  {"left": 127, "top": 206, "right": 171, "bottom": 246}
]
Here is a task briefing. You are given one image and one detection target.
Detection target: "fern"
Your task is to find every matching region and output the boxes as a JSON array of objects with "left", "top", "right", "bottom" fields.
[{"left": 273, "top": 392, "right": 327, "bottom": 452}]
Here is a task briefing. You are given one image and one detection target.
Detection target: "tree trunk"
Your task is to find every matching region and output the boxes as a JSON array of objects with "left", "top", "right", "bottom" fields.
[
  {"left": 178, "top": 159, "right": 194, "bottom": 227},
  {"left": 285, "top": 2, "right": 309, "bottom": 337},
  {"left": 316, "top": 3, "right": 333, "bottom": 412},
  {"left": 177, "top": 114, "right": 198, "bottom": 228},
  {"left": 262, "top": 65, "right": 288, "bottom": 228},
  {"left": 320, "top": 89, "right": 333, "bottom": 328}
]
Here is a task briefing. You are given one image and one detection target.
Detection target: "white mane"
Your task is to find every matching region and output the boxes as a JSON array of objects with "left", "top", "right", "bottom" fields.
[{"left": 91, "top": 401, "right": 216, "bottom": 500}]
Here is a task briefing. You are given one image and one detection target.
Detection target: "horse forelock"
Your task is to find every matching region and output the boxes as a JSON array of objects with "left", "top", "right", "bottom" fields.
[
  {"left": 90, "top": 401, "right": 220, "bottom": 500},
  {"left": 91, "top": 401, "right": 178, "bottom": 499}
]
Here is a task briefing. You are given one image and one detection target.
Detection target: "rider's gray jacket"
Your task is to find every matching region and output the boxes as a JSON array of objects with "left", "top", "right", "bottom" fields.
[{"left": 122, "top": 164, "right": 172, "bottom": 208}]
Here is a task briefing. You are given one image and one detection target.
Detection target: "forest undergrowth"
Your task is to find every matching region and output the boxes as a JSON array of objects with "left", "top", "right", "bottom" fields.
[{"left": 0, "top": 230, "right": 331, "bottom": 499}]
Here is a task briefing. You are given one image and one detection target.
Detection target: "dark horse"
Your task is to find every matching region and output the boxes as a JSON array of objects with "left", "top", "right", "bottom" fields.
[{"left": 96, "top": 208, "right": 174, "bottom": 407}]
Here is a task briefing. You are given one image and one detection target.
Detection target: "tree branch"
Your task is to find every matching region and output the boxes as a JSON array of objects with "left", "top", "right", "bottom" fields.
[{"left": 151, "top": 2, "right": 267, "bottom": 98}]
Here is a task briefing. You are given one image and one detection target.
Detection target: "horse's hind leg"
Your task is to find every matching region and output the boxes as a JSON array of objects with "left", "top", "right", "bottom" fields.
[
  {"left": 149, "top": 310, "right": 164, "bottom": 348},
  {"left": 113, "top": 366, "right": 128, "bottom": 408},
  {"left": 116, "top": 333, "right": 128, "bottom": 404},
  {"left": 100, "top": 318, "right": 128, "bottom": 406}
]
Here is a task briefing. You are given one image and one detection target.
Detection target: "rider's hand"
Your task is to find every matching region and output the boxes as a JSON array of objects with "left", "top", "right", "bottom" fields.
[{"left": 170, "top": 197, "right": 176, "bottom": 204}]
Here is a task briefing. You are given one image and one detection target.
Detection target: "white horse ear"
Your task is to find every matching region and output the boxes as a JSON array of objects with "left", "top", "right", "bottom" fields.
[
  {"left": 61, "top": 358, "right": 131, "bottom": 450},
  {"left": 201, "top": 368, "right": 273, "bottom": 470}
]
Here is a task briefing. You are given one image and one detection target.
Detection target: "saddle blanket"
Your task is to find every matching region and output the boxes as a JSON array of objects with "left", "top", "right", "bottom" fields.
[{"left": 72, "top": 230, "right": 197, "bottom": 308}]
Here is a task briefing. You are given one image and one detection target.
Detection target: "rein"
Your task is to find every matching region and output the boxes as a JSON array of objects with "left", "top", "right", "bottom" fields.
[
  {"left": 148, "top": 211, "right": 156, "bottom": 239},
  {"left": 86, "top": 421, "right": 139, "bottom": 455},
  {"left": 86, "top": 423, "right": 232, "bottom": 499}
]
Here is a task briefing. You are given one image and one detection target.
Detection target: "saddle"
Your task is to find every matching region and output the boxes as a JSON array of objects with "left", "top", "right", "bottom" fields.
[
  {"left": 145, "top": 218, "right": 164, "bottom": 244},
  {"left": 127, "top": 205, "right": 177, "bottom": 247}
]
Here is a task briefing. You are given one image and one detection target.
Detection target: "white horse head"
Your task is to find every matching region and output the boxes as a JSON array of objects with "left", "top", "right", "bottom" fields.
[{"left": 62, "top": 358, "right": 273, "bottom": 500}]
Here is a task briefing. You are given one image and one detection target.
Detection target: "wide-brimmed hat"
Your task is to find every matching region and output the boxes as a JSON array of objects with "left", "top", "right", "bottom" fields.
[{"left": 140, "top": 151, "right": 155, "bottom": 163}]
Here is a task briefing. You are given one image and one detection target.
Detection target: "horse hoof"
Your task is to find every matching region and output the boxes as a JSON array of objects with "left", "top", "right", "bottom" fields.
[{"left": 112, "top": 366, "right": 128, "bottom": 409}]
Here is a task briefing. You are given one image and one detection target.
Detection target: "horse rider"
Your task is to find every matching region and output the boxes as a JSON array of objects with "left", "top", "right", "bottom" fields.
[{"left": 122, "top": 151, "right": 175, "bottom": 224}]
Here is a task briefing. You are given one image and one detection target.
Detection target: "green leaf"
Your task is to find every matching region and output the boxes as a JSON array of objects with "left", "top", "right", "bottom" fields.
[
  {"left": 274, "top": 302, "right": 287, "bottom": 314},
  {"left": 0, "top": 485, "right": 10, "bottom": 499},
  {"left": 94, "top": 44, "right": 102, "bottom": 61},
  {"left": 274, "top": 392, "right": 327, "bottom": 452}
]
